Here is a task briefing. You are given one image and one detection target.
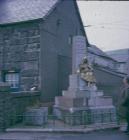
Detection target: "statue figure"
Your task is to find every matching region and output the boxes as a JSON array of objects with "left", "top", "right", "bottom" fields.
[{"left": 77, "top": 57, "right": 96, "bottom": 87}]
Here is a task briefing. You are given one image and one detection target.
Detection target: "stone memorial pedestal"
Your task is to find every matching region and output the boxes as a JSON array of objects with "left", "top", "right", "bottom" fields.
[
  {"left": 54, "top": 74, "right": 117, "bottom": 125},
  {"left": 54, "top": 36, "right": 117, "bottom": 125}
]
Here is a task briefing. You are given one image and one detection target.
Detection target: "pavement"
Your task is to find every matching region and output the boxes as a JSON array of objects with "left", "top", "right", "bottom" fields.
[
  {"left": 5, "top": 123, "right": 119, "bottom": 133},
  {"left": 0, "top": 123, "right": 127, "bottom": 140},
  {"left": 0, "top": 130, "right": 129, "bottom": 140}
]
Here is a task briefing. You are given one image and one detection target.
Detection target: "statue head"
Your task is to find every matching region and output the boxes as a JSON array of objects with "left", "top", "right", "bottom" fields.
[{"left": 82, "top": 56, "right": 88, "bottom": 64}]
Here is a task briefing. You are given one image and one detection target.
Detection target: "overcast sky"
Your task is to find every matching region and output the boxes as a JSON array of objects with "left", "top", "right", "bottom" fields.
[{"left": 77, "top": 1, "right": 129, "bottom": 51}]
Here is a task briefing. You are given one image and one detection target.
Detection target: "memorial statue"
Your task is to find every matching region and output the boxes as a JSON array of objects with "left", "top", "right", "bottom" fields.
[{"left": 77, "top": 57, "right": 96, "bottom": 87}]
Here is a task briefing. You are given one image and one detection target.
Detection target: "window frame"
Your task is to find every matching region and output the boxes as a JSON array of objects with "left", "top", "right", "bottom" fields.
[{"left": 2, "top": 70, "right": 20, "bottom": 91}]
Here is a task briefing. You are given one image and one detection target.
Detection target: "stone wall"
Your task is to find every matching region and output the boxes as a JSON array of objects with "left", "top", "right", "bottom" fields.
[
  {"left": 0, "top": 21, "right": 41, "bottom": 91},
  {"left": 39, "top": 0, "right": 85, "bottom": 101},
  {"left": 94, "top": 65, "right": 124, "bottom": 106},
  {"left": 12, "top": 91, "right": 40, "bottom": 123},
  {"left": 0, "top": 83, "right": 12, "bottom": 131},
  {"left": 0, "top": 82, "right": 40, "bottom": 131}
]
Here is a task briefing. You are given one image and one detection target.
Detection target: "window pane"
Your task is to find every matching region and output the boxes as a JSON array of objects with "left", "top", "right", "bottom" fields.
[{"left": 5, "top": 73, "right": 19, "bottom": 88}]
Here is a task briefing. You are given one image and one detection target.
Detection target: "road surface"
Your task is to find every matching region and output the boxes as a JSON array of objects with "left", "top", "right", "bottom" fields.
[{"left": 0, "top": 130, "right": 128, "bottom": 140}]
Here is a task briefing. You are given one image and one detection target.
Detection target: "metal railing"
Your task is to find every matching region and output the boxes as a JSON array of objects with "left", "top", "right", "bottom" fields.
[{"left": 9, "top": 111, "right": 120, "bottom": 129}]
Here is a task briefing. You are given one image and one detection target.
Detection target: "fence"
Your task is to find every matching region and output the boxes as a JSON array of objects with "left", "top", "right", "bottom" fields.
[
  {"left": 10, "top": 111, "right": 120, "bottom": 129},
  {"left": 0, "top": 83, "right": 120, "bottom": 131}
]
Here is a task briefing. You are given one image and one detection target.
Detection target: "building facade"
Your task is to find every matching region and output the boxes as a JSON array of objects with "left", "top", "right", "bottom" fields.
[
  {"left": 88, "top": 45, "right": 118, "bottom": 71},
  {"left": 0, "top": 0, "right": 86, "bottom": 101},
  {"left": 106, "top": 48, "right": 129, "bottom": 75},
  {"left": 87, "top": 45, "right": 125, "bottom": 105},
  {"left": 0, "top": 0, "right": 125, "bottom": 105}
]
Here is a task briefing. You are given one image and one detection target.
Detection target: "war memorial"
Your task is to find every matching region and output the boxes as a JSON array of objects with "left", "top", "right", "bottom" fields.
[{"left": 54, "top": 36, "right": 117, "bottom": 125}]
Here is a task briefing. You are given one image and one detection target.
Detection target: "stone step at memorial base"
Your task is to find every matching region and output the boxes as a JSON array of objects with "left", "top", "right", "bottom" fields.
[
  {"left": 62, "top": 90, "right": 104, "bottom": 98},
  {"left": 55, "top": 96, "right": 88, "bottom": 108},
  {"left": 53, "top": 106, "right": 117, "bottom": 126},
  {"left": 62, "top": 90, "right": 90, "bottom": 98},
  {"left": 55, "top": 95, "right": 113, "bottom": 109},
  {"left": 88, "top": 96, "right": 113, "bottom": 107}
]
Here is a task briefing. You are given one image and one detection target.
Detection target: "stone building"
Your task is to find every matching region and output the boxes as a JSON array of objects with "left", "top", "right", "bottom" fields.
[
  {"left": 0, "top": 0, "right": 125, "bottom": 105},
  {"left": 0, "top": 0, "right": 87, "bottom": 101},
  {"left": 106, "top": 48, "right": 129, "bottom": 75},
  {"left": 87, "top": 45, "right": 126, "bottom": 104},
  {"left": 88, "top": 44, "right": 118, "bottom": 70}
]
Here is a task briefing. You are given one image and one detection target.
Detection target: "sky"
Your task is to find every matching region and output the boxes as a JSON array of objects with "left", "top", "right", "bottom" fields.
[{"left": 77, "top": 1, "right": 129, "bottom": 51}]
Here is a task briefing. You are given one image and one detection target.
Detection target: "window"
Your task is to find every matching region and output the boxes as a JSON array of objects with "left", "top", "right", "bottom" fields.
[{"left": 5, "top": 73, "right": 19, "bottom": 89}]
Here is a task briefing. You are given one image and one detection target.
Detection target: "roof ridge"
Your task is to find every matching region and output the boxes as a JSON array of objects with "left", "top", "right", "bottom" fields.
[{"left": 0, "top": 0, "right": 60, "bottom": 25}]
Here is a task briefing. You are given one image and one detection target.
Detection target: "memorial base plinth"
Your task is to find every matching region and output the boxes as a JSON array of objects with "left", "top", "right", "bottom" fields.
[{"left": 54, "top": 106, "right": 117, "bottom": 126}]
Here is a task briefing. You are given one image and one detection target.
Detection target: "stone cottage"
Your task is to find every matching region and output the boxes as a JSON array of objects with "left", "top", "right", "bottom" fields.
[
  {"left": 0, "top": 0, "right": 125, "bottom": 105},
  {"left": 0, "top": 0, "right": 88, "bottom": 102}
]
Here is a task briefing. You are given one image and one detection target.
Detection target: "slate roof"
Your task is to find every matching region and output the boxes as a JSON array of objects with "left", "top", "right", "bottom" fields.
[
  {"left": 94, "top": 64, "right": 125, "bottom": 78},
  {"left": 88, "top": 44, "right": 117, "bottom": 62},
  {"left": 106, "top": 48, "right": 129, "bottom": 63},
  {"left": 0, "top": 0, "right": 59, "bottom": 25}
]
